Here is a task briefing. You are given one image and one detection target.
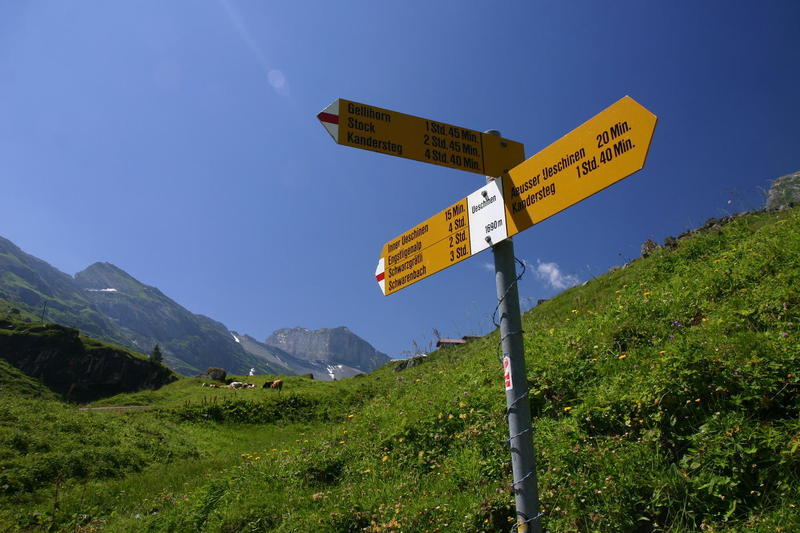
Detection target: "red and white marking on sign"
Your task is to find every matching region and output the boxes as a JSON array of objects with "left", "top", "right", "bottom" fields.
[
  {"left": 316, "top": 100, "right": 339, "bottom": 142},
  {"left": 503, "top": 356, "right": 513, "bottom": 390},
  {"left": 374, "top": 257, "right": 385, "bottom": 295}
]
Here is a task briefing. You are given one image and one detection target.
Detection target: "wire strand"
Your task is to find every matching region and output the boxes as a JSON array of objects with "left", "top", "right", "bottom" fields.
[{"left": 491, "top": 254, "right": 545, "bottom": 530}]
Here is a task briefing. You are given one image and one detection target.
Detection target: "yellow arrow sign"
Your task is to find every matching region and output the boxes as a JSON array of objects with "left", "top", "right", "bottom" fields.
[
  {"left": 502, "top": 96, "right": 657, "bottom": 236},
  {"left": 318, "top": 98, "right": 524, "bottom": 177},
  {"left": 371, "top": 96, "right": 657, "bottom": 295},
  {"left": 376, "top": 197, "right": 470, "bottom": 295},
  {"left": 375, "top": 180, "right": 510, "bottom": 295}
]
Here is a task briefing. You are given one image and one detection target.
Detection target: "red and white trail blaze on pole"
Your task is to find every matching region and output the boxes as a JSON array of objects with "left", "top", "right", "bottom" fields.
[
  {"left": 374, "top": 258, "right": 385, "bottom": 295},
  {"left": 317, "top": 101, "right": 339, "bottom": 142}
]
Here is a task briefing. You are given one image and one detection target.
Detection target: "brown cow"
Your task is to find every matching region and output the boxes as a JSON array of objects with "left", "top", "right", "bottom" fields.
[{"left": 262, "top": 379, "right": 283, "bottom": 392}]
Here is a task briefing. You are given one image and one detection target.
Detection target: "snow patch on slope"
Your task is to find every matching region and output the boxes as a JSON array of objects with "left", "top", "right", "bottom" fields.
[{"left": 327, "top": 364, "right": 344, "bottom": 380}]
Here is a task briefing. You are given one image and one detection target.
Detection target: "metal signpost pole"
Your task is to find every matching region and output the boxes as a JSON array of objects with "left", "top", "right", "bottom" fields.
[{"left": 487, "top": 130, "right": 542, "bottom": 533}]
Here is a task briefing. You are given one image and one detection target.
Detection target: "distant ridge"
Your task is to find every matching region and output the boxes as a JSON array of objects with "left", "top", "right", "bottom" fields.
[{"left": 0, "top": 237, "right": 390, "bottom": 378}]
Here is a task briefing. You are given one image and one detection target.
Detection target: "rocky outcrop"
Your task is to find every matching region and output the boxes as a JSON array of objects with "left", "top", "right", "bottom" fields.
[
  {"left": 196, "top": 367, "right": 227, "bottom": 382},
  {"left": 766, "top": 170, "right": 800, "bottom": 212},
  {"left": 393, "top": 355, "right": 426, "bottom": 372},
  {"left": 640, "top": 239, "right": 660, "bottom": 257},
  {"left": 0, "top": 321, "right": 175, "bottom": 403},
  {"left": 265, "top": 327, "right": 390, "bottom": 376}
]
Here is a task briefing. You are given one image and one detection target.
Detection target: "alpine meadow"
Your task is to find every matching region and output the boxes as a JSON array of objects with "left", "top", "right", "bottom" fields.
[{"left": 2, "top": 205, "right": 798, "bottom": 532}]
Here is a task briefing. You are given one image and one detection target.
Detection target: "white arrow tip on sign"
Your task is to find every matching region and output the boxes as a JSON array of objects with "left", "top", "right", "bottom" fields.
[
  {"left": 317, "top": 100, "right": 339, "bottom": 142},
  {"left": 375, "top": 257, "right": 385, "bottom": 295}
]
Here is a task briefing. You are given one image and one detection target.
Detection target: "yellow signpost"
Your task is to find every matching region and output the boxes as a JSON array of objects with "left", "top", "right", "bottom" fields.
[
  {"left": 372, "top": 96, "right": 657, "bottom": 295},
  {"left": 376, "top": 198, "right": 471, "bottom": 296},
  {"left": 320, "top": 94, "right": 657, "bottom": 533},
  {"left": 318, "top": 98, "right": 524, "bottom": 177},
  {"left": 374, "top": 179, "right": 510, "bottom": 295},
  {"left": 502, "top": 96, "right": 657, "bottom": 236}
]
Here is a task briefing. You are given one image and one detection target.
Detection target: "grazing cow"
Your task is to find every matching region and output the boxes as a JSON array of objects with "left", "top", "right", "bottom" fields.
[
  {"left": 228, "top": 382, "right": 257, "bottom": 389},
  {"left": 262, "top": 379, "right": 283, "bottom": 391}
]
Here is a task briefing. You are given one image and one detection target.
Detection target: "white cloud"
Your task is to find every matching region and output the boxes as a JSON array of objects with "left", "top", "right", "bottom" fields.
[
  {"left": 481, "top": 262, "right": 494, "bottom": 272},
  {"left": 531, "top": 260, "right": 580, "bottom": 291}
]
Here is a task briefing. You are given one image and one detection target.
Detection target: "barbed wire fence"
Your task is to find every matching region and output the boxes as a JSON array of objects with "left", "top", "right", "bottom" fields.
[{"left": 489, "top": 256, "right": 545, "bottom": 532}]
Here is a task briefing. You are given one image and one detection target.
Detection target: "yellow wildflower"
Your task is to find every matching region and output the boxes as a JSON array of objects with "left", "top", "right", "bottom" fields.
[
  {"left": 563, "top": 407, "right": 572, "bottom": 412},
  {"left": 618, "top": 353, "right": 628, "bottom": 359},
  {"left": 382, "top": 455, "right": 389, "bottom": 462}
]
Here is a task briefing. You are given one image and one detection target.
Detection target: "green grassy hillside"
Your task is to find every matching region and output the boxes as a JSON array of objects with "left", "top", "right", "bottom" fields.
[
  {"left": 0, "top": 358, "right": 57, "bottom": 400},
  {"left": 2, "top": 207, "right": 799, "bottom": 532}
]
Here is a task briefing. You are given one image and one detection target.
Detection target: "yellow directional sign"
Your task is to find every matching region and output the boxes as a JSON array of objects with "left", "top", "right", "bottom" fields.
[
  {"left": 375, "top": 180, "right": 509, "bottom": 295},
  {"left": 502, "top": 96, "right": 657, "bottom": 236},
  {"left": 367, "top": 95, "right": 657, "bottom": 295},
  {"left": 318, "top": 98, "right": 524, "bottom": 177},
  {"left": 376, "top": 198, "right": 470, "bottom": 296}
]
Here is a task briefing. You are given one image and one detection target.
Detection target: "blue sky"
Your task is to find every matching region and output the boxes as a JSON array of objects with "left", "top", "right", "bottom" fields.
[{"left": 1, "top": 1, "right": 799, "bottom": 358}]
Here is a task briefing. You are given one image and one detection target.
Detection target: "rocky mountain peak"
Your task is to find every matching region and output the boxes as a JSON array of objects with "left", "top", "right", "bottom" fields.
[
  {"left": 74, "top": 262, "right": 152, "bottom": 296},
  {"left": 264, "top": 326, "right": 389, "bottom": 373}
]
